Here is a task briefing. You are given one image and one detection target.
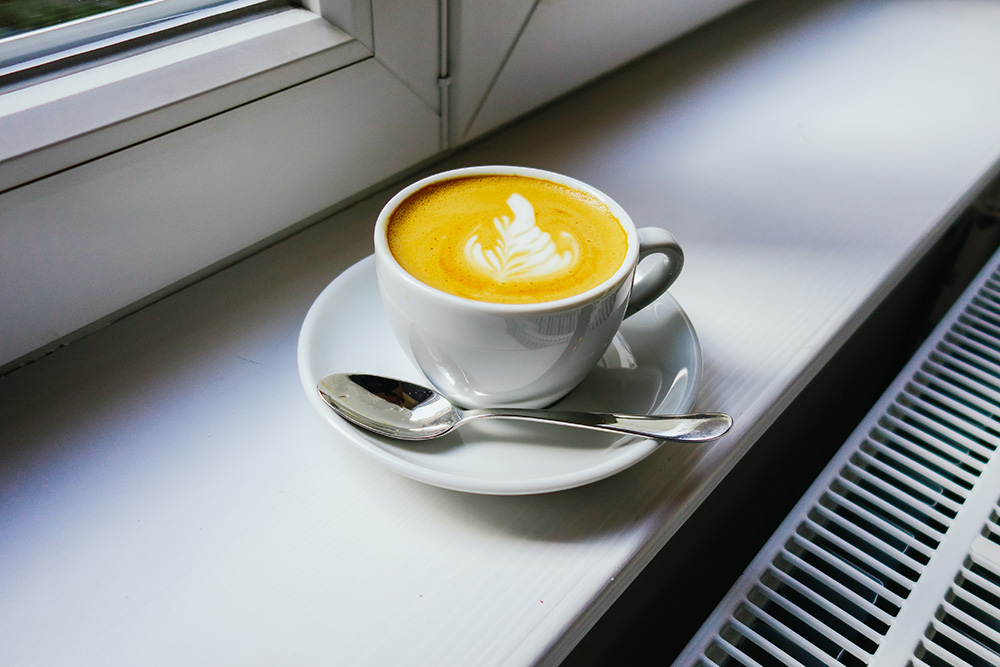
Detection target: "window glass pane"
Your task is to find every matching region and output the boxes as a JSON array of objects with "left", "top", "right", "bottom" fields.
[
  {"left": 0, "top": 1, "right": 149, "bottom": 38},
  {"left": 0, "top": 0, "right": 256, "bottom": 70}
]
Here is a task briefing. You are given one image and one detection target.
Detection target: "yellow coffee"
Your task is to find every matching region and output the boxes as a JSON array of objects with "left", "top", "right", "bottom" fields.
[{"left": 386, "top": 175, "right": 628, "bottom": 304}]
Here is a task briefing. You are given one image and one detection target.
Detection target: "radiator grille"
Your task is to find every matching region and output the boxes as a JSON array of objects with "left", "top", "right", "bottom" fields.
[{"left": 676, "top": 250, "right": 1000, "bottom": 667}]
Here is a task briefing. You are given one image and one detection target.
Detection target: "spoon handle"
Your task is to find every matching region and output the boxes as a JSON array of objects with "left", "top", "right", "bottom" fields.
[{"left": 462, "top": 409, "right": 732, "bottom": 442}]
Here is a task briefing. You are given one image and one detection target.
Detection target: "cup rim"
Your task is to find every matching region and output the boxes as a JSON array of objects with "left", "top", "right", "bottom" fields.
[{"left": 373, "top": 165, "right": 641, "bottom": 313}]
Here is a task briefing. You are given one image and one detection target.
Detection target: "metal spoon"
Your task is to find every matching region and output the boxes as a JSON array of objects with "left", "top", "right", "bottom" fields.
[{"left": 317, "top": 372, "right": 732, "bottom": 442}]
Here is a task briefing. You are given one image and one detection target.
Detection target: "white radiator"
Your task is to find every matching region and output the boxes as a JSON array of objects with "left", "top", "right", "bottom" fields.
[{"left": 673, "top": 245, "right": 1000, "bottom": 666}]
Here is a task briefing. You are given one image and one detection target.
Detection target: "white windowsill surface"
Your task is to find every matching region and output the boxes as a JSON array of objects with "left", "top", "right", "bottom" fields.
[{"left": 3, "top": 1, "right": 1000, "bottom": 665}]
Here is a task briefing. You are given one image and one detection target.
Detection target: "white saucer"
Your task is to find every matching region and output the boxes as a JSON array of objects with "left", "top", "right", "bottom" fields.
[{"left": 297, "top": 256, "right": 702, "bottom": 495}]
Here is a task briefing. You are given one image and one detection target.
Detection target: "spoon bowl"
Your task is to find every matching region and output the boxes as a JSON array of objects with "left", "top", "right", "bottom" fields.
[{"left": 317, "top": 373, "right": 732, "bottom": 442}]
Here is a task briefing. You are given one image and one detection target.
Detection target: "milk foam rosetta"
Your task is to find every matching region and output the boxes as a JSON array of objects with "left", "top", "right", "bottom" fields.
[
  {"left": 387, "top": 175, "right": 628, "bottom": 304},
  {"left": 463, "top": 193, "right": 578, "bottom": 281}
]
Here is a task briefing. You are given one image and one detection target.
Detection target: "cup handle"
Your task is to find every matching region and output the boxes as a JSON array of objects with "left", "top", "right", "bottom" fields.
[{"left": 624, "top": 227, "right": 684, "bottom": 318}]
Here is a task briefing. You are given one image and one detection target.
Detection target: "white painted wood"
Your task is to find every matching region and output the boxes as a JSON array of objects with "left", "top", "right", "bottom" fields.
[
  {"left": 456, "top": 0, "right": 750, "bottom": 144},
  {"left": 0, "top": 58, "right": 439, "bottom": 368},
  {"left": 2, "top": 1, "right": 1000, "bottom": 665}
]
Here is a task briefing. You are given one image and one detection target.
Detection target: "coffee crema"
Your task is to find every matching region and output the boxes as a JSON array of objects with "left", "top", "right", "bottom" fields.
[{"left": 386, "top": 175, "right": 628, "bottom": 304}]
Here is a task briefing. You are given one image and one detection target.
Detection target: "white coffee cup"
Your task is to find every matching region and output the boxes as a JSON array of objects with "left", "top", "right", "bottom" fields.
[{"left": 374, "top": 166, "right": 683, "bottom": 408}]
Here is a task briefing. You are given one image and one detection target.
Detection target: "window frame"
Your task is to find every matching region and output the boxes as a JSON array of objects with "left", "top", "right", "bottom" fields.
[
  {"left": 0, "top": 0, "right": 444, "bottom": 374},
  {"left": 0, "top": 2, "right": 378, "bottom": 192}
]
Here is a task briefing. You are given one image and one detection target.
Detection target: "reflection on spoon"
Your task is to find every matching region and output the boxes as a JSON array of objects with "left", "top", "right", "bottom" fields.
[{"left": 317, "top": 372, "right": 732, "bottom": 442}]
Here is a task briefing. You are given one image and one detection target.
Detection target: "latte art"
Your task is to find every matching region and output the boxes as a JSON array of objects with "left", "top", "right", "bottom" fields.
[
  {"left": 386, "top": 174, "right": 628, "bottom": 304},
  {"left": 464, "top": 194, "right": 579, "bottom": 281}
]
